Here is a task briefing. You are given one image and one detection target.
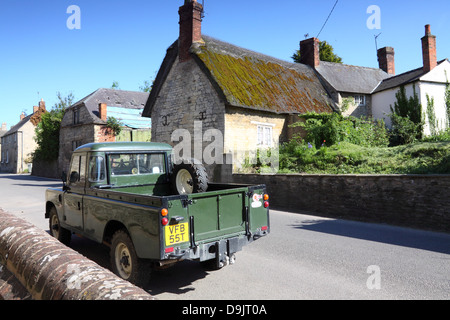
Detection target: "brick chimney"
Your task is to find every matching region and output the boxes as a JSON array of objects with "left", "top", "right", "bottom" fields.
[
  {"left": 39, "top": 98, "right": 46, "bottom": 111},
  {"left": 377, "top": 47, "right": 395, "bottom": 75},
  {"left": 20, "top": 112, "right": 26, "bottom": 121},
  {"left": 299, "top": 37, "right": 320, "bottom": 68},
  {"left": 1, "top": 123, "right": 6, "bottom": 131},
  {"left": 99, "top": 103, "right": 107, "bottom": 121},
  {"left": 178, "top": 0, "right": 204, "bottom": 62},
  {"left": 33, "top": 99, "right": 46, "bottom": 113},
  {"left": 422, "top": 24, "right": 437, "bottom": 73}
]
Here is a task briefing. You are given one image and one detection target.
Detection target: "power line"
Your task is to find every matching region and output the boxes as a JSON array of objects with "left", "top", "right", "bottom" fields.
[{"left": 316, "top": 0, "right": 339, "bottom": 38}]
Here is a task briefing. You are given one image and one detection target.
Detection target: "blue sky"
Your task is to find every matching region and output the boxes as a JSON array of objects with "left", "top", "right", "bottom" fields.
[{"left": 1, "top": 0, "right": 449, "bottom": 130}]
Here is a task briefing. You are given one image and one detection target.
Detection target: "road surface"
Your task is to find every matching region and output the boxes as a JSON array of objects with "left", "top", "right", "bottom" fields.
[{"left": 0, "top": 173, "right": 449, "bottom": 300}]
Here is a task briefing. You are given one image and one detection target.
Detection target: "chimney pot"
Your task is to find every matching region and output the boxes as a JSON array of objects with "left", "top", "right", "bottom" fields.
[
  {"left": 422, "top": 24, "right": 437, "bottom": 73},
  {"left": 299, "top": 37, "right": 320, "bottom": 68},
  {"left": 377, "top": 47, "right": 395, "bottom": 75},
  {"left": 39, "top": 99, "right": 46, "bottom": 111}
]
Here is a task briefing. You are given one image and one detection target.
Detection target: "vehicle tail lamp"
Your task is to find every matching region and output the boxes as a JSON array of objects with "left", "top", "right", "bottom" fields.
[
  {"left": 161, "top": 208, "right": 169, "bottom": 226},
  {"left": 264, "top": 201, "right": 269, "bottom": 208},
  {"left": 165, "top": 247, "right": 174, "bottom": 253},
  {"left": 264, "top": 194, "right": 269, "bottom": 201}
]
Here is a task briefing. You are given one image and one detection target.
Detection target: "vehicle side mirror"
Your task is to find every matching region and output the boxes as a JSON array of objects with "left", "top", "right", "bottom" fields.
[{"left": 62, "top": 171, "right": 70, "bottom": 191}]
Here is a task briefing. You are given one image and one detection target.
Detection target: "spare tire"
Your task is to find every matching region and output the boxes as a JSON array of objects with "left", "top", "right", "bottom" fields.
[{"left": 171, "top": 159, "right": 208, "bottom": 195}]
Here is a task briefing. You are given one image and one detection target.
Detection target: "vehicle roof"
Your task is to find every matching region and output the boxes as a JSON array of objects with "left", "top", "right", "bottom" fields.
[{"left": 74, "top": 142, "right": 173, "bottom": 153}]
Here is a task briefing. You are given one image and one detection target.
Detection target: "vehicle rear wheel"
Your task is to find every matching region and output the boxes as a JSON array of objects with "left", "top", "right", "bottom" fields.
[
  {"left": 171, "top": 159, "right": 208, "bottom": 195},
  {"left": 110, "top": 230, "right": 151, "bottom": 287},
  {"left": 48, "top": 206, "right": 71, "bottom": 246}
]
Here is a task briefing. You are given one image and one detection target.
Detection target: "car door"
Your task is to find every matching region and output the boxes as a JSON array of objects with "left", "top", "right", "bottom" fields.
[{"left": 64, "top": 153, "right": 87, "bottom": 231}]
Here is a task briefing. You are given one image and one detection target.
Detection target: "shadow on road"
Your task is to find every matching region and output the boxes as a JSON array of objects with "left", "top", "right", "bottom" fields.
[
  {"left": 45, "top": 230, "right": 209, "bottom": 296},
  {"left": 0, "top": 174, "right": 61, "bottom": 188},
  {"left": 291, "top": 219, "right": 450, "bottom": 255}
]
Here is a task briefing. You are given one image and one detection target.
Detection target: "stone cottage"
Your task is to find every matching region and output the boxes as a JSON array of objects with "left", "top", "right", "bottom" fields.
[
  {"left": 142, "top": 0, "right": 336, "bottom": 181},
  {"left": 0, "top": 100, "right": 46, "bottom": 173},
  {"left": 58, "top": 88, "right": 150, "bottom": 174}
]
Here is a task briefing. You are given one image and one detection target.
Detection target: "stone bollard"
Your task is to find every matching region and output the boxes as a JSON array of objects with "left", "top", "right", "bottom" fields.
[{"left": 0, "top": 210, "right": 155, "bottom": 300}]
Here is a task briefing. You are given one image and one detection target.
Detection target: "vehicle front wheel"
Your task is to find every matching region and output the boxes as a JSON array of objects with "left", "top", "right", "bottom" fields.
[
  {"left": 48, "top": 206, "right": 71, "bottom": 246},
  {"left": 110, "top": 230, "right": 151, "bottom": 287}
]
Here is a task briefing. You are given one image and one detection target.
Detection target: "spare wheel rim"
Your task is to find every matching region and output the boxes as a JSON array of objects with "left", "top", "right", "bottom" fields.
[{"left": 176, "top": 169, "right": 194, "bottom": 194}]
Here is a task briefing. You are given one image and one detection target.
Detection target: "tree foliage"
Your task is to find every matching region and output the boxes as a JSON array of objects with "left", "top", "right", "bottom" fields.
[
  {"left": 292, "top": 40, "right": 343, "bottom": 64},
  {"left": 389, "top": 85, "right": 424, "bottom": 145},
  {"left": 33, "top": 92, "right": 74, "bottom": 161}
]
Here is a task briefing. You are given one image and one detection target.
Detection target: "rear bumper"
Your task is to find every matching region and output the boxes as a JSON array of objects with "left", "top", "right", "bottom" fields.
[{"left": 165, "top": 229, "right": 269, "bottom": 264}]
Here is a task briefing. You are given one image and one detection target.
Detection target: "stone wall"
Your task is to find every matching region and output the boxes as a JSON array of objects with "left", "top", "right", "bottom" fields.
[
  {"left": 0, "top": 210, "right": 154, "bottom": 300},
  {"left": 150, "top": 57, "right": 226, "bottom": 181},
  {"left": 232, "top": 173, "right": 450, "bottom": 233}
]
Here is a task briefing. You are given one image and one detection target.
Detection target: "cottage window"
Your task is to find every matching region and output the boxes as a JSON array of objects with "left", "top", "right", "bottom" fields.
[
  {"left": 354, "top": 95, "right": 366, "bottom": 107},
  {"left": 73, "top": 108, "right": 80, "bottom": 125},
  {"left": 72, "top": 140, "right": 83, "bottom": 151},
  {"left": 257, "top": 125, "right": 273, "bottom": 148}
]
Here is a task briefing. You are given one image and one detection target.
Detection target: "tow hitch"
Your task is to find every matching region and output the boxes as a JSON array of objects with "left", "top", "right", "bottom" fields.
[{"left": 214, "top": 239, "right": 239, "bottom": 269}]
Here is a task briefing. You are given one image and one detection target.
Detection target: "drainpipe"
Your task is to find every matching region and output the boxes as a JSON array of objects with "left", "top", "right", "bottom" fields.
[{"left": 18, "top": 131, "right": 23, "bottom": 173}]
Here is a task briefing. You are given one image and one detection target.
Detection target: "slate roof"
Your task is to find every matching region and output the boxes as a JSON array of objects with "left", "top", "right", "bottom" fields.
[
  {"left": 144, "top": 36, "right": 336, "bottom": 116},
  {"left": 373, "top": 59, "right": 448, "bottom": 93},
  {"left": 2, "top": 108, "right": 46, "bottom": 137},
  {"left": 69, "top": 88, "right": 150, "bottom": 127},
  {"left": 316, "top": 61, "right": 392, "bottom": 94}
]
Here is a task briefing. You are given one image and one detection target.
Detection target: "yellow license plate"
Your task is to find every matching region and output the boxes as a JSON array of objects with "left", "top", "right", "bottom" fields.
[{"left": 165, "top": 222, "right": 189, "bottom": 246}]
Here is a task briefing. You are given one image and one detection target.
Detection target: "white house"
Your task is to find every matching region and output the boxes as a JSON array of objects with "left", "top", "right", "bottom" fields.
[{"left": 372, "top": 25, "right": 450, "bottom": 136}]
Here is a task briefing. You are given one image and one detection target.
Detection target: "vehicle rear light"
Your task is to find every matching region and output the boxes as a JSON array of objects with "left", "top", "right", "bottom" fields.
[
  {"left": 264, "top": 201, "right": 269, "bottom": 208},
  {"left": 261, "top": 226, "right": 268, "bottom": 231},
  {"left": 161, "top": 208, "right": 169, "bottom": 226},
  {"left": 263, "top": 194, "right": 269, "bottom": 201},
  {"left": 165, "top": 247, "right": 174, "bottom": 253}
]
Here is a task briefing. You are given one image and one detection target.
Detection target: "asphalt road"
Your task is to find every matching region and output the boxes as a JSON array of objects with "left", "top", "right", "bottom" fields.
[{"left": 0, "top": 173, "right": 449, "bottom": 300}]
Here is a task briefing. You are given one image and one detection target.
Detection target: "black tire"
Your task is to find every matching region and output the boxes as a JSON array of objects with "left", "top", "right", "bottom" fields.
[
  {"left": 48, "top": 206, "right": 71, "bottom": 246},
  {"left": 110, "top": 230, "right": 151, "bottom": 287},
  {"left": 171, "top": 159, "right": 208, "bottom": 195}
]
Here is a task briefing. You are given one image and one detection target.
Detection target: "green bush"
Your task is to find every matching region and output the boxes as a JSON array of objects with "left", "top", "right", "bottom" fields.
[
  {"left": 389, "top": 113, "right": 423, "bottom": 146},
  {"left": 291, "top": 112, "right": 389, "bottom": 148}
]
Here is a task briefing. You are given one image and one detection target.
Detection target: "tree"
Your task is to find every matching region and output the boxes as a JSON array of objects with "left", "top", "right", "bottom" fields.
[
  {"left": 292, "top": 40, "right": 343, "bottom": 64},
  {"left": 139, "top": 80, "right": 153, "bottom": 93},
  {"left": 111, "top": 81, "right": 120, "bottom": 90},
  {"left": 389, "top": 85, "right": 424, "bottom": 144},
  {"left": 33, "top": 92, "right": 74, "bottom": 161}
]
